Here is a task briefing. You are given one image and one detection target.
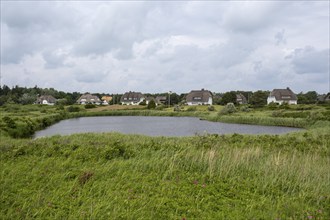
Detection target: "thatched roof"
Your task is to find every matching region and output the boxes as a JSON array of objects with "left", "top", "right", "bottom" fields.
[
  {"left": 120, "top": 92, "right": 145, "bottom": 102},
  {"left": 77, "top": 93, "right": 101, "bottom": 103},
  {"left": 36, "top": 95, "right": 56, "bottom": 104},
  {"left": 269, "top": 87, "right": 297, "bottom": 101},
  {"left": 186, "top": 89, "right": 212, "bottom": 103}
]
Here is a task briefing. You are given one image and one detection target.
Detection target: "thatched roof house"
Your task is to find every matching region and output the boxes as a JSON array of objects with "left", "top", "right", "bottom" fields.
[
  {"left": 186, "top": 89, "right": 212, "bottom": 105},
  {"left": 236, "top": 93, "right": 247, "bottom": 104},
  {"left": 36, "top": 95, "right": 57, "bottom": 105},
  {"left": 120, "top": 91, "right": 145, "bottom": 105},
  {"left": 77, "top": 93, "right": 101, "bottom": 105},
  {"left": 267, "top": 87, "right": 297, "bottom": 105}
]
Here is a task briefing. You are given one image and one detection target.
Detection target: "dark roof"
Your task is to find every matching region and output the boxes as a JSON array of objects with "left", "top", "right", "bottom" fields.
[
  {"left": 36, "top": 95, "right": 56, "bottom": 103},
  {"left": 77, "top": 93, "right": 101, "bottom": 103},
  {"left": 236, "top": 93, "right": 247, "bottom": 103},
  {"left": 120, "top": 92, "right": 145, "bottom": 102},
  {"left": 186, "top": 89, "right": 212, "bottom": 103},
  {"left": 155, "top": 96, "right": 167, "bottom": 104},
  {"left": 270, "top": 87, "right": 297, "bottom": 101}
]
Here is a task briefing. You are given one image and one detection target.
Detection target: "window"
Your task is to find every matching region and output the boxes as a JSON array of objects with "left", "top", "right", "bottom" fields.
[{"left": 193, "top": 97, "right": 202, "bottom": 100}]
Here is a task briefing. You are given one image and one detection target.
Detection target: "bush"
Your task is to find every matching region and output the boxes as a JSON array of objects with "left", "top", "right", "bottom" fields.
[
  {"left": 208, "top": 106, "right": 215, "bottom": 111},
  {"left": 219, "top": 103, "right": 237, "bottom": 115},
  {"left": 267, "top": 102, "right": 279, "bottom": 110},
  {"left": 186, "top": 106, "right": 197, "bottom": 112},
  {"left": 173, "top": 105, "right": 181, "bottom": 112},
  {"left": 67, "top": 106, "right": 80, "bottom": 112},
  {"left": 147, "top": 100, "right": 156, "bottom": 109},
  {"left": 155, "top": 105, "right": 165, "bottom": 110},
  {"left": 85, "top": 104, "right": 96, "bottom": 109},
  {"left": 240, "top": 105, "right": 251, "bottom": 112}
]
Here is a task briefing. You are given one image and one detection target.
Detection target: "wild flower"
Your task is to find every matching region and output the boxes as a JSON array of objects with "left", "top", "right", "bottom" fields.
[
  {"left": 193, "top": 180, "right": 198, "bottom": 185},
  {"left": 307, "top": 216, "right": 313, "bottom": 219}
]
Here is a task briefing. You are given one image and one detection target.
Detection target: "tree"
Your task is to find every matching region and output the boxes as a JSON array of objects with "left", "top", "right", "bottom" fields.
[
  {"left": 250, "top": 90, "right": 268, "bottom": 108},
  {"left": 220, "top": 92, "right": 236, "bottom": 105},
  {"left": 147, "top": 99, "right": 156, "bottom": 109},
  {"left": 19, "top": 93, "right": 37, "bottom": 105}
]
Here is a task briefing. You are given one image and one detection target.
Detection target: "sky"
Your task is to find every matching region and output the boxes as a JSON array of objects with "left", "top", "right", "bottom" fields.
[{"left": 1, "top": 1, "right": 329, "bottom": 94}]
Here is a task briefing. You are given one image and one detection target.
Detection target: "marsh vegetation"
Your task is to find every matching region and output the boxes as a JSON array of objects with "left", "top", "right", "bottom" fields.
[{"left": 0, "top": 104, "right": 329, "bottom": 219}]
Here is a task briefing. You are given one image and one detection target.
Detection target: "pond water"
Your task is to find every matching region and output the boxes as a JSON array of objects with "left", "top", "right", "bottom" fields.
[{"left": 33, "top": 116, "right": 303, "bottom": 138}]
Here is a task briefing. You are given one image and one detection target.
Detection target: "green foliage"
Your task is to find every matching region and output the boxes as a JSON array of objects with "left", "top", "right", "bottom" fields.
[
  {"left": 84, "top": 103, "right": 96, "bottom": 109},
  {"left": 155, "top": 105, "right": 165, "bottom": 110},
  {"left": 67, "top": 106, "right": 80, "bottom": 112},
  {"left": 19, "top": 93, "right": 37, "bottom": 105},
  {"left": 207, "top": 105, "right": 215, "bottom": 111},
  {"left": 219, "top": 103, "right": 237, "bottom": 115},
  {"left": 0, "top": 104, "right": 330, "bottom": 218},
  {"left": 173, "top": 105, "right": 181, "bottom": 112},
  {"left": 186, "top": 106, "right": 197, "bottom": 112},
  {"left": 250, "top": 90, "right": 268, "bottom": 108},
  {"left": 267, "top": 102, "right": 279, "bottom": 110},
  {"left": 147, "top": 100, "right": 156, "bottom": 109},
  {"left": 297, "top": 91, "right": 318, "bottom": 104},
  {"left": 240, "top": 105, "right": 251, "bottom": 112},
  {"left": 220, "top": 91, "right": 237, "bottom": 105},
  {"left": 0, "top": 130, "right": 329, "bottom": 219}
]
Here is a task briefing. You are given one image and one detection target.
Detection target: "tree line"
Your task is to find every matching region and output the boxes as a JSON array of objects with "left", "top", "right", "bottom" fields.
[{"left": 0, "top": 84, "right": 326, "bottom": 107}]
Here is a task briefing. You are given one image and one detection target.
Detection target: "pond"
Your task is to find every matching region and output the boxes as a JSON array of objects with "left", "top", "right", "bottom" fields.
[{"left": 33, "top": 116, "right": 303, "bottom": 138}]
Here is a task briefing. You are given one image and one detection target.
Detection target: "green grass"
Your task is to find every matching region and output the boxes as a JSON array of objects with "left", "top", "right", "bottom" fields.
[
  {"left": 1, "top": 131, "right": 329, "bottom": 219},
  {"left": 0, "top": 104, "right": 330, "bottom": 219}
]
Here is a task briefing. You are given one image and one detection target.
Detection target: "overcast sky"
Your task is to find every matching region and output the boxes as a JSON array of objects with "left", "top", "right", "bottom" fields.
[{"left": 1, "top": 1, "right": 329, "bottom": 94}]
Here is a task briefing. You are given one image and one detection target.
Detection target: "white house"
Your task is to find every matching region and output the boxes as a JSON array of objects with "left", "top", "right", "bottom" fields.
[
  {"left": 77, "top": 93, "right": 101, "bottom": 105},
  {"left": 186, "top": 89, "right": 213, "bottom": 105},
  {"left": 267, "top": 87, "right": 297, "bottom": 105},
  {"left": 36, "top": 95, "right": 57, "bottom": 105},
  {"left": 120, "top": 92, "right": 145, "bottom": 105}
]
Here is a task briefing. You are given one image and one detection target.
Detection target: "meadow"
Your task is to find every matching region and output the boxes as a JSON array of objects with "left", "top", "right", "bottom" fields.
[{"left": 0, "top": 104, "right": 329, "bottom": 219}]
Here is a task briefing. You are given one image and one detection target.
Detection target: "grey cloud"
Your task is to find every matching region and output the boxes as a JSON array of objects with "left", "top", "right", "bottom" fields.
[
  {"left": 274, "top": 29, "right": 286, "bottom": 45},
  {"left": 75, "top": 70, "right": 109, "bottom": 83},
  {"left": 43, "top": 50, "right": 71, "bottom": 69},
  {"left": 1, "top": 1, "right": 329, "bottom": 93},
  {"left": 289, "top": 46, "right": 329, "bottom": 74}
]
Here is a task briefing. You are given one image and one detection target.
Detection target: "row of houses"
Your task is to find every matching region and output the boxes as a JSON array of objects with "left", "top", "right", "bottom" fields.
[{"left": 35, "top": 87, "right": 330, "bottom": 106}]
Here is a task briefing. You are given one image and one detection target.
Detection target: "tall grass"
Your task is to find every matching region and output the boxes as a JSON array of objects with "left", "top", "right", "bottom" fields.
[
  {"left": 1, "top": 131, "right": 329, "bottom": 219},
  {"left": 207, "top": 115, "right": 310, "bottom": 128}
]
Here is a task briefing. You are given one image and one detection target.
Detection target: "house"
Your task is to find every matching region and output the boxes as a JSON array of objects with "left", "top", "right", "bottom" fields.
[
  {"left": 120, "top": 91, "right": 145, "bottom": 105},
  {"left": 155, "top": 96, "right": 167, "bottom": 105},
  {"left": 77, "top": 93, "right": 101, "bottom": 105},
  {"left": 236, "top": 93, "right": 247, "bottom": 104},
  {"left": 36, "top": 95, "right": 57, "bottom": 105},
  {"left": 101, "top": 96, "right": 112, "bottom": 105},
  {"left": 267, "top": 87, "right": 297, "bottom": 105},
  {"left": 317, "top": 93, "right": 330, "bottom": 103},
  {"left": 186, "top": 89, "right": 212, "bottom": 105}
]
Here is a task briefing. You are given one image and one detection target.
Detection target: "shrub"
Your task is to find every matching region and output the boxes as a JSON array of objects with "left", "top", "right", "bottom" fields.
[
  {"left": 173, "top": 105, "right": 181, "bottom": 112},
  {"left": 85, "top": 104, "right": 96, "bottom": 109},
  {"left": 186, "top": 106, "right": 197, "bottom": 112},
  {"left": 147, "top": 100, "right": 156, "bottom": 109},
  {"left": 208, "top": 106, "right": 215, "bottom": 111},
  {"left": 267, "top": 102, "right": 279, "bottom": 110},
  {"left": 155, "top": 105, "right": 165, "bottom": 110},
  {"left": 219, "top": 103, "right": 237, "bottom": 115},
  {"left": 67, "top": 106, "right": 80, "bottom": 112},
  {"left": 240, "top": 105, "right": 251, "bottom": 112}
]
